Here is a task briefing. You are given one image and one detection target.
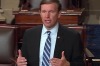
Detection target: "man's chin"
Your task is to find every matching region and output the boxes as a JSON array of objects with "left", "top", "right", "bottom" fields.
[{"left": 45, "top": 25, "right": 53, "bottom": 30}]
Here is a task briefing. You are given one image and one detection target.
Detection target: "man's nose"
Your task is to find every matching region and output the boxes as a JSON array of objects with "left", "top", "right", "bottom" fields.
[{"left": 46, "top": 12, "right": 50, "bottom": 18}]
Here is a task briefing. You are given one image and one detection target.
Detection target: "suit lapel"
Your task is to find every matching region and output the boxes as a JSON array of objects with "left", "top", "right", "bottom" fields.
[
  {"left": 54, "top": 25, "right": 64, "bottom": 58},
  {"left": 29, "top": 26, "right": 42, "bottom": 65},
  {"left": 34, "top": 26, "right": 42, "bottom": 59}
]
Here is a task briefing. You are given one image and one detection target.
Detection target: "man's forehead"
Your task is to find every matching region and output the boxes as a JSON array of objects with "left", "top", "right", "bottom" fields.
[
  {"left": 41, "top": 3, "right": 58, "bottom": 10},
  {"left": 41, "top": 3, "right": 58, "bottom": 7}
]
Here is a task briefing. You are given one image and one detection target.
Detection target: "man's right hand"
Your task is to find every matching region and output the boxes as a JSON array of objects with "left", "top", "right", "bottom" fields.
[{"left": 17, "top": 50, "right": 27, "bottom": 66}]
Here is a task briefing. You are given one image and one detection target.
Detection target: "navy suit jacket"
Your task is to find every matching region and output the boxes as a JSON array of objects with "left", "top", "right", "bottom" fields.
[{"left": 21, "top": 24, "right": 85, "bottom": 66}]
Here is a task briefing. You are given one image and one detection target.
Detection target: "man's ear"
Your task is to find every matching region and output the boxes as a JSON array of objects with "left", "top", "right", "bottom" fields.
[
  {"left": 39, "top": 10, "right": 41, "bottom": 16},
  {"left": 39, "top": 10, "right": 41, "bottom": 12},
  {"left": 58, "top": 11, "right": 61, "bottom": 18}
]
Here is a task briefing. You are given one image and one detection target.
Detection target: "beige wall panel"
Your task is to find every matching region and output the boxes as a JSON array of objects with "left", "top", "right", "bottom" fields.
[
  {"left": 1, "top": 0, "right": 19, "bottom": 24},
  {"left": 87, "top": 0, "right": 100, "bottom": 24}
]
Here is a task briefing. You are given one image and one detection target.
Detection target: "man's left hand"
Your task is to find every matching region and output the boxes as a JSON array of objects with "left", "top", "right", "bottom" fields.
[{"left": 50, "top": 51, "right": 70, "bottom": 66}]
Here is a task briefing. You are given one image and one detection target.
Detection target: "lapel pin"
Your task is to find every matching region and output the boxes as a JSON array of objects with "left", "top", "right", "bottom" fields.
[{"left": 57, "top": 36, "right": 60, "bottom": 39}]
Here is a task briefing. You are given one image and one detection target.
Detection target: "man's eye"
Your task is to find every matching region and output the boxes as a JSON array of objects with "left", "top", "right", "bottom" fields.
[
  {"left": 50, "top": 11, "right": 55, "bottom": 13},
  {"left": 42, "top": 11, "right": 46, "bottom": 13}
]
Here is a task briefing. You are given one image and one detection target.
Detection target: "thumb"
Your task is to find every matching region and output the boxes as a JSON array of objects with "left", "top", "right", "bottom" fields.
[
  {"left": 18, "top": 49, "right": 22, "bottom": 57},
  {"left": 61, "top": 51, "right": 66, "bottom": 60}
]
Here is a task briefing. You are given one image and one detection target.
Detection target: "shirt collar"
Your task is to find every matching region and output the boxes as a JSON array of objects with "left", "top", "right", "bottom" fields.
[{"left": 42, "top": 23, "right": 59, "bottom": 35}]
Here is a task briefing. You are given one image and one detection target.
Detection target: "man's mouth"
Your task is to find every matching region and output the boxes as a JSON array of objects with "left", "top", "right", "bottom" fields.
[{"left": 45, "top": 20, "right": 51, "bottom": 23}]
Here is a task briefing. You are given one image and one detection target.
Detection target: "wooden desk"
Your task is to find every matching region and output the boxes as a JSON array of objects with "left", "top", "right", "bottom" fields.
[
  {"left": 0, "top": 21, "right": 5, "bottom": 24},
  {"left": 13, "top": 9, "right": 84, "bottom": 25}
]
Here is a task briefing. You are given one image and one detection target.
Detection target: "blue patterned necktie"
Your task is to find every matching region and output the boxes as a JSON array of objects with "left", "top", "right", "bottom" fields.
[{"left": 42, "top": 31, "right": 51, "bottom": 66}]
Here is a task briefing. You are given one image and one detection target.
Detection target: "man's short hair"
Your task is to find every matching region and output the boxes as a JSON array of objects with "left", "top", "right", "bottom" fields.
[{"left": 40, "top": 0, "right": 62, "bottom": 11}]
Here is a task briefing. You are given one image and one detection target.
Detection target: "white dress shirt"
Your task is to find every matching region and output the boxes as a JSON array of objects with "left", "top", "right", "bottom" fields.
[{"left": 39, "top": 23, "right": 59, "bottom": 66}]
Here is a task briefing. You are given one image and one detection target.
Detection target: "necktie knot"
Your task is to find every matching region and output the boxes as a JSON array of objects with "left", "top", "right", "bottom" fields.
[{"left": 47, "top": 31, "right": 51, "bottom": 36}]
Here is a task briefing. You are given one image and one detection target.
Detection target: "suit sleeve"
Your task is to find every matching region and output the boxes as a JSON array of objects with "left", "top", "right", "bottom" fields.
[
  {"left": 70, "top": 32, "right": 85, "bottom": 66},
  {"left": 21, "top": 30, "right": 28, "bottom": 61}
]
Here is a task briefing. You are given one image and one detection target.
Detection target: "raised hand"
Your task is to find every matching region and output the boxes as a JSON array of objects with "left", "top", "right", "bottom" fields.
[
  {"left": 17, "top": 49, "right": 27, "bottom": 66},
  {"left": 50, "top": 51, "right": 70, "bottom": 66}
]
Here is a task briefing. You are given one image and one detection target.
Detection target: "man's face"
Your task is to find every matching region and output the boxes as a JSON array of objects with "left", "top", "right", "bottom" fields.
[{"left": 40, "top": 3, "right": 61, "bottom": 29}]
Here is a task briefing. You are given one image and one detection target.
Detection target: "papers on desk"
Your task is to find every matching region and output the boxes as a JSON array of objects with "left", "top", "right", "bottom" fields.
[
  {"left": 18, "top": 10, "right": 39, "bottom": 15},
  {"left": 61, "top": 8, "right": 85, "bottom": 15}
]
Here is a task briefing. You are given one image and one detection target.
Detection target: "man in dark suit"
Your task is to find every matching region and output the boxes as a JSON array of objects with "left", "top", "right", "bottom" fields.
[{"left": 17, "top": 0, "right": 85, "bottom": 66}]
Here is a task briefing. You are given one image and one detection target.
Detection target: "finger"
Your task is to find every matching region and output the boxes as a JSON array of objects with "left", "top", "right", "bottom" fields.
[
  {"left": 18, "top": 62, "right": 27, "bottom": 66},
  {"left": 19, "top": 62, "right": 27, "bottom": 65},
  {"left": 50, "top": 58, "right": 60, "bottom": 64},
  {"left": 51, "top": 58, "right": 59, "bottom": 60},
  {"left": 50, "top": 58, "right": 59, "bottom": 62},
  {"left": 61, "top": 51, "right": 65, "bottom": 60},
  {"left": 50, "top": 60, "right": 57, "bottom": 66},
  {"left": 17, "top": 57, "right": 27, "bottom": 63},
  {"left": 51, "top": 62, "right": 56, "bottom": 66},
  {"left": 50, "top": 60, "right": 60, "bottom": 66},
  {"left": 18, "top": 49, "right": 22, "bottom": 57},
  {"left": 20, "top": 59, "right": 27, "bottom": 63},
  {"left": 17, "top": 58, "right": 27, "bottom": 66}
]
